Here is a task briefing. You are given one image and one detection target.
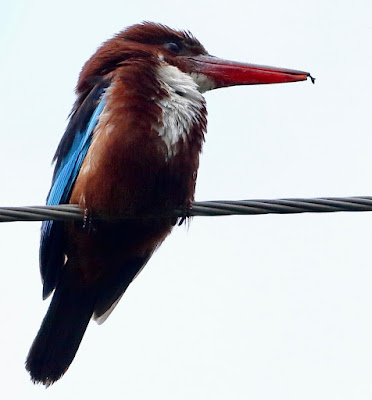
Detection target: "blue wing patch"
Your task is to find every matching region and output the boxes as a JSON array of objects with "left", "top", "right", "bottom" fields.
[
  {"left": 47, "top": 97, "right": 106, "bottom": 206},
  {"left": 40, "top": 86, "right": 107, "bottom": 299}
]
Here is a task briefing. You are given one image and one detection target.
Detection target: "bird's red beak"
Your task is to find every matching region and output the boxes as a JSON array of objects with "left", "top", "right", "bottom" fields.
[{"left": 187, "top": 54, "right": 314, "bottom": 89}]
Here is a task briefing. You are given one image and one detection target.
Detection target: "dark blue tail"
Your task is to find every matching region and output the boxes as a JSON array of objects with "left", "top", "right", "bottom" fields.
[{"left": 26, "top": 265, "right": 96, "bottom": 386}]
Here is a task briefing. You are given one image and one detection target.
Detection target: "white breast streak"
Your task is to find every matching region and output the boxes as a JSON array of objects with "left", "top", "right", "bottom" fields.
[{"left": 156, "top": 64, "right": 206, "bottom": 158}]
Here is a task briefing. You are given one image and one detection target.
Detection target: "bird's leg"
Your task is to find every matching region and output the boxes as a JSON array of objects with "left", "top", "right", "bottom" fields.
[
  {"left": 178, "top": 203, "right": 192, "bottom": 226},
  {"left": 82, "top": 208, "right": 97, "bottom": 233}
]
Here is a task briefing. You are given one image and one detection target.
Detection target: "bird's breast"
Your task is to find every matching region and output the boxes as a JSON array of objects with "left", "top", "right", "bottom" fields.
[
  {"left": 155, "top": 64, "right": 206, "bottom": 158},
  {"left": 70, "top": 63, "right": 207, "bottom": 217}
]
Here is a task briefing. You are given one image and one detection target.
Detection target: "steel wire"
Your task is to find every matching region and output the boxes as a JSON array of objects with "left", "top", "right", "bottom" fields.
[{"left": 1, "top": 196, "right": 372, "bottom": 222}]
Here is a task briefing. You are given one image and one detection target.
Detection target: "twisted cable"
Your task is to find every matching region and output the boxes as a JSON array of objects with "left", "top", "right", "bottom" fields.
[{"left": 1, "top": 196, "right": 372, "bottom": 222}]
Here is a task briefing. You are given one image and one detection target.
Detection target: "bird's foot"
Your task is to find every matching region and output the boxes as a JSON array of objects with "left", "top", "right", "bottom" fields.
[
  {"left": 178, "top": 205, "right": 191, "bottom": 226},
  {"left": 82, "top": 209, "right": 97, "bottom": 233}
]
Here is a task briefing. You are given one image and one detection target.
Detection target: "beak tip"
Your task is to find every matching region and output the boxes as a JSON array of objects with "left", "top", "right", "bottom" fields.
[{"left": 309, "top": 74, "right": 316, "bottom": 84}]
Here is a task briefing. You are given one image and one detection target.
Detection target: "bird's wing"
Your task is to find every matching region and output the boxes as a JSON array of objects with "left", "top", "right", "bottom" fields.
[{"left": 40, "top": 81, "right": 109, "bottom": 299}]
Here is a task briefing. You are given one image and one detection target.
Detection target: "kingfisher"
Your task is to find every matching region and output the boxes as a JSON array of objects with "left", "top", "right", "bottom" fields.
[{"left": 26, "top": 22, "right": 312, "bottom": 385}]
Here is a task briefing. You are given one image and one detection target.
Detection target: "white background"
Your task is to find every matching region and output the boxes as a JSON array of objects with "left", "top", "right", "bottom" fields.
[{"left": 1, "top": 0, "right": 372, "bottom": 398}]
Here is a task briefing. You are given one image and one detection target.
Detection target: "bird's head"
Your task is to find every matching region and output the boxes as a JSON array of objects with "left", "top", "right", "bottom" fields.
[{"left": 77, "top": 22, "right": 313, "bottom": 95}]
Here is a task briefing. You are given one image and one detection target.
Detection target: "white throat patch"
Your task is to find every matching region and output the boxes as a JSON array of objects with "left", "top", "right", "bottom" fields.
[{"left": 156, "top": 64, "right": 206, "bottom": 158}]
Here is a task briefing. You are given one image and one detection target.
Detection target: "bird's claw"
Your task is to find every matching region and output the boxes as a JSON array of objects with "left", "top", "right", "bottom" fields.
[
  {"left": 82, "top": 209, "right": 97, "bottom": 233},
  {"left": 178, "top": 205, "right": 191, "bottom": 226}
]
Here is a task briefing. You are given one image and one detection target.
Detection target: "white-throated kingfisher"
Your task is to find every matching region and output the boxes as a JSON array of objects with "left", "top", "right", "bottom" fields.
[{"left": 26, "top": 22, "right": 313, "bottom": 385}]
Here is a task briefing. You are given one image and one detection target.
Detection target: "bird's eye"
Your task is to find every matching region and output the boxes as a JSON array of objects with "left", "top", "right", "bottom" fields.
[{"left": 164, "top": 42, "right": 182, "bottom": 53}]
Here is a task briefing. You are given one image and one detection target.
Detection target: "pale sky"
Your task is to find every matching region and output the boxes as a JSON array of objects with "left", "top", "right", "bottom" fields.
[{"left": 1, "top": 0, "right": 372, "bottom": 399}]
